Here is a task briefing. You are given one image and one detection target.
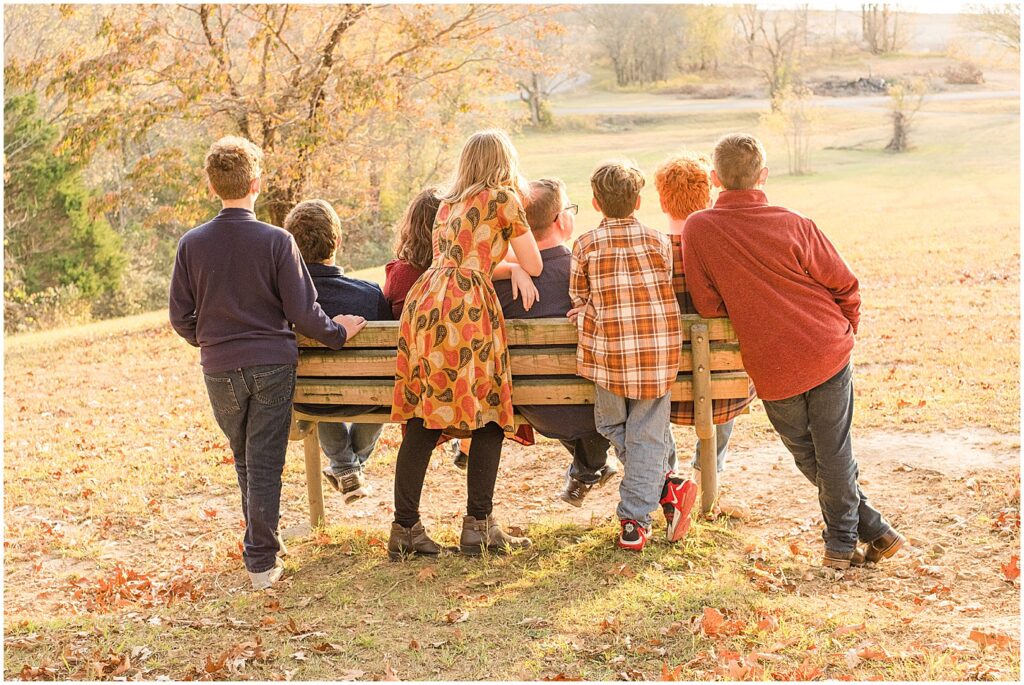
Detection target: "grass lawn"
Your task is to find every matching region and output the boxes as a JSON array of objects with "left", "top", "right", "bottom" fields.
[{"left": 4, "top": 97, "right": 1020, "bottom": 680}]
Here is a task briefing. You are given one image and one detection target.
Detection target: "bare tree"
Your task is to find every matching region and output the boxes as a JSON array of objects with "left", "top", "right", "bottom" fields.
[
  {"left": 862, "top": 4, "right": 910, "bottom": 54},
  {"left": 584, "top": 5, "right": 686, "bottom": 86},
  {"left": 885, "top": 79, "right": 927, "bottom": 152},
  {"left": 737, "top": 6, "right": 804, "bottom": 112},
  {"left": 964, "top": 3, "right": 1020, "bottom": 52}
]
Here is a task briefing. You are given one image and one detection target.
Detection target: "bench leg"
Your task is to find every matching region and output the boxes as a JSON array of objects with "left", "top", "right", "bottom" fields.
[
  {"left": 698, "top": 430, "right": 718, "bottom": 516},
  {"left": 303, "top": 425, "right": 325, "bottom": 528},
  {"left": 689, "top": 322, "right": 719, "bottom": 516}
]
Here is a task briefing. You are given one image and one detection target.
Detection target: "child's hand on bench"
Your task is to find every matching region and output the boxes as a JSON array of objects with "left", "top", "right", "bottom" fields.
[
  {"left": 566, "top": 306, "right": 582, "bottom": 323},
  {"left": 333, "top": 314, "right": 367, "bottom": 339}
]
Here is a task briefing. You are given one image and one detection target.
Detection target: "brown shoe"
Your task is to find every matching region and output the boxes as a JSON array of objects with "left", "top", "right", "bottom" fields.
[
  {"left": 387, "top": 521, "right": 446, "bottom": 562},
  {"left": 851, "top": 528, "right": 905, "bottom": 566},
  {"left": 459, "top": 515, "right": 532, "bottom": 556},
  {"left": 822, "top": 549, "right": 854, "bottom": 570}
]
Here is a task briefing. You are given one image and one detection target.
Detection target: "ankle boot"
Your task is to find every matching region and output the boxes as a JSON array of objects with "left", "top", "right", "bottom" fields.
[
  {"left": 459, "top": 515, "right": 531, "bottom": 556},
  {"left": 388, "top": 521, "right": 444, "bottom": 561},
  {"left": 851, "top": 528, "right": 906, "bottom": 566}
]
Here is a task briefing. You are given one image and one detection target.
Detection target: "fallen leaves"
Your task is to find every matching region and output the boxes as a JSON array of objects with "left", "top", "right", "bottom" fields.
[
  {"left": 444, "top": 608, "right": 469, "bottom": 624},
  {"left": 18, "top": 664, "right": 57, "bottom": 680},
  {"left": 699, "top": 607, "right": 746, "bottom": 638},
  {"left": 416, "top": 567, "right": 437, "bottom": 583},
  {"left": 63, "top": 564, "right": 204, "bottom": 613},
  {"left": 607, "top": 563, "right": 636, "bottom": 579},
  {"left": 189, "top": 637, "right": 273, "bottom": 680},
  {"left": 541, "top": 673, "right": 583, "bottom": 681},
  {"left": 969, "top": 629, "right": 1018, "bottom": 652},
  {"left": 999, "top": 554, "right": 1019, "bottom": 582},
  {"left": 660, "top": 662, "right": 683, "bottom": 681},
  {"left": 831, "top": 622, "right": 866, "bottom": 638}
]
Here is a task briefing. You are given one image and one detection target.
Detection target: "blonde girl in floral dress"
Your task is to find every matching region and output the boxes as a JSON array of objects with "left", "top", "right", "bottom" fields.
[{"left": 388, "top": 130, "right": 543, "bottom": 560}]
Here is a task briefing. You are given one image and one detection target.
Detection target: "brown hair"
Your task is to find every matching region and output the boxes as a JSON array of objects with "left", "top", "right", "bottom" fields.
[
  {"left": 712, "top": 133, "right": 767, "bottom": 190},
  {"left": 204, "top": 136, "right": 263, "bottom": 200},
  {"left": 284, "top": 199, "right": 340, "bottom": 263},
  {"left": 440, "top": 129, "right": 527, "bottom": 203},
  {"left": 654, "top": 153, "right": 712, "bottom": 220},
  {"left": 590, "top": 160, "right": 644, "bottom": 219},
  {"left": 525, "top": 178, "right": 566, "bottom": 240},
  {"left": 394, "top": 187, "right": 440, "bottom": 271}
]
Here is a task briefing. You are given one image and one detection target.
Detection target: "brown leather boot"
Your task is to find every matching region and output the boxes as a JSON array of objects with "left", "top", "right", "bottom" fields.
[
  {"left": 851, "top": 528, "right": 905, "bottom": 566},
  {"left": 387, "top": 521, "right": 445, "bottom": 562},
  {"left": 822, "top": 549, "right": 854, "bottom": 570},
  {"left": 459, "top": 515, "right": 532, "bottom": 556}
]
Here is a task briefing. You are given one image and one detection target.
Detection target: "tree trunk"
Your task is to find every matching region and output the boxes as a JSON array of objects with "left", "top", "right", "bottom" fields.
[{"left": 886, "top": 111, "right": 907, "bottom": 151}]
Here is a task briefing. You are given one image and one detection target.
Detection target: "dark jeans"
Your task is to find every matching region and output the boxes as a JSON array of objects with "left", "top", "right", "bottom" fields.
[
  {"left": 394, "top": 418, "right": 504, "bottom": 527},
  {"left": 203, "top": 364, "right": 296, "bottom": 573},
  {"left": 518, "top": 405, "right": 611, "bottom": 485},
  {"left": 761, "top": 361, "right": 891, "bottom": 554}
]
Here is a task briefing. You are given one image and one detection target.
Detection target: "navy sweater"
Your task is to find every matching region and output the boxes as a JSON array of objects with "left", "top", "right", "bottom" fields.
[
  {"left": 168, "top": 207, "right": 347, "bottom": 373},
  {"left": 306, "top": 263, "right": 392, "bottom": 321}
]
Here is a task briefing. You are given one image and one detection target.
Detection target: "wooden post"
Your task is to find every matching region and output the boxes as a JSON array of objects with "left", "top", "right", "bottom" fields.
[
  {"left": 690, "top": 323, "right": 718, "bottom": 515},
  {"left": 304, "top": 424, "right": 325, "bottom": 528}
]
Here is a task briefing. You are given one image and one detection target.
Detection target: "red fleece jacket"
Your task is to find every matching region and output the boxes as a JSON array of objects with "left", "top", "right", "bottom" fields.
[{"left": 682, "top": 189, "right": 860, "bottom": 401}]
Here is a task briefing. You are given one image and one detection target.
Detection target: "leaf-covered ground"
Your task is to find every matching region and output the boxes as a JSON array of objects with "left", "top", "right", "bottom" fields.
[{"left": 4, "top": 95, "right": 1020, "bottom": 680}]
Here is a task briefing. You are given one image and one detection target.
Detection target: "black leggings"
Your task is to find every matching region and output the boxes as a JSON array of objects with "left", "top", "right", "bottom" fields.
[{"left": 393, "top": 418, "right": 504, "bottom": 527}]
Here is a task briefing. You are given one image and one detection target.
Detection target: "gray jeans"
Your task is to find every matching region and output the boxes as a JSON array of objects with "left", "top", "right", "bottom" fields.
[
  {"left": 761, "top": 361, "right": 891, "bottom": 554},
  {"left": 203, "top": 364, "right": 295, "bottom": 574},
  {"left": 594, "top": 385, "right": 673, "bottom": 529},
  {"left": 318, "top": 422, "right": 383, "bottom": 477}
]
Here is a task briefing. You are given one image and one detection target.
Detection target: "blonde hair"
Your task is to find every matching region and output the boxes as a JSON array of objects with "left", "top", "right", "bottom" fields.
[
  {"left": 712, "top": 133, "right": 767, "bottom": 190},
  {"left": 590, "top": 160, "right": 645, "bottom": 219},
  {"left": 205, "top": 136, "right": 263, "bottom": 200},
  {"left": 440, "top": 129, "right": 526, "bottom": 203},
  {"left": 284, "top": 199, "right": 340, "bottom": 263},
  {"left": 654, "top": 153, "right": 712, "bottom": 220}
]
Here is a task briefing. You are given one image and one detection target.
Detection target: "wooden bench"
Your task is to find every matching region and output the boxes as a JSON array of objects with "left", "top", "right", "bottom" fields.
[{"left": 292, "top": 316, "right": 749, "bottom": 526}]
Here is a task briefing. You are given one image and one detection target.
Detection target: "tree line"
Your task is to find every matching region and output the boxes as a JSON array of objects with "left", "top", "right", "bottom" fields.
[{"left": 4, "top": 3, "right": 1018, "bottom": 332}]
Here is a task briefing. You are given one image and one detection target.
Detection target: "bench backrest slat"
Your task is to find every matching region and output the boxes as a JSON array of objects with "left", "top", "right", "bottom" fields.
[{"left": 296, "top": 315, "right": 737, "bottom": 348}]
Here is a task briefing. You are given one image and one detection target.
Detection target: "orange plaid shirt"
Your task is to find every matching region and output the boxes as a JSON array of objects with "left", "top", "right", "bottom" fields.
[{"left": 569, "top": 217, "right": 682, "bottom": 400}]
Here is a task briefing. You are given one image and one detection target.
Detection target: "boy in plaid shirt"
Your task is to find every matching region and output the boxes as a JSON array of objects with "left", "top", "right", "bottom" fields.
[{"left": 568, "top": 161, "right": 697, "bottom": 551}]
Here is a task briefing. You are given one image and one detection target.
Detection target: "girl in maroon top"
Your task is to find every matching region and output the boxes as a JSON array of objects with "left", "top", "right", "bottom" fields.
[{"left": 384, "top": 187, "right": 440, "bottom": 319}]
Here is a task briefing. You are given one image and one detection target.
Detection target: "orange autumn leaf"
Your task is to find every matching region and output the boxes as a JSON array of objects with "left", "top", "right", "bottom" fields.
[
  {"left": 701, "top": 607, "right": 725, "bottom": 636},
  {"left": 660, "top": 662, "right": 683, "bottom": 681},
  {"left": 1000, "top": 554, "right": 1019, "bottom": 581}
]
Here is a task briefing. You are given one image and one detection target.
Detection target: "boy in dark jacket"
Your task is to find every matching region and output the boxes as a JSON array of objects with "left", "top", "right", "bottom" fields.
[{"left": 284, "top": 199, "right": 392, "bottom": 504}]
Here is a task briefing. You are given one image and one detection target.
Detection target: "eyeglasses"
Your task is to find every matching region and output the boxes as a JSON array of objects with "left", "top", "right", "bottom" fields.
[{"left": 562, "top": 204, "right": 578, "bottom": 216}]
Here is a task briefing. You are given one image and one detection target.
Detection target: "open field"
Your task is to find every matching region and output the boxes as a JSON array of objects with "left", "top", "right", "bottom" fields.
[{"left": 4, "top": 97, "right": 1020, "bottom": 679}]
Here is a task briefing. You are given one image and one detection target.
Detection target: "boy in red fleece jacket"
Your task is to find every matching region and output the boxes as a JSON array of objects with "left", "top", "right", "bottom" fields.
[{"left": 682, "top": 133, "right": 904, "bottom": 570}]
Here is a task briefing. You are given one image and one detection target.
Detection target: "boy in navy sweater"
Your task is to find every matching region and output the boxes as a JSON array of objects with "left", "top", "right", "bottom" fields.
[
  {"left": 169, "top": 137, "right": 365, "bottom": 590},
  {"left": 284, "top": 199, "right": 392, "bottom": 504}
]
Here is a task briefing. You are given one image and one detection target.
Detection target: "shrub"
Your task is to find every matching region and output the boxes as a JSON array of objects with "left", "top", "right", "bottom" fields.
[{"left": 943, "top": 61, "right": 985, "bottom": 85}]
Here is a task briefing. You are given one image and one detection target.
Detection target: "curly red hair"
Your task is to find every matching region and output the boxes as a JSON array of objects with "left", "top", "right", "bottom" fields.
[{"left": 654, "top": 153, "right": 712, "bottom": 220}]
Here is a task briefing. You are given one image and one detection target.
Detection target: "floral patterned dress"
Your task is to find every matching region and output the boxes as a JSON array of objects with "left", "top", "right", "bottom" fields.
[{"left": 391, "top": 187, "right": 529, "bottom": 437}]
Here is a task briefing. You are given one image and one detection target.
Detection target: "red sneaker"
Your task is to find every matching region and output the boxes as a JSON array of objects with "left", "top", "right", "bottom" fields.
[
  {"left": 617, "top": 519, "right": 648, "bottom": 551},
  {"left": 661, "top": 473, "right": 698, "bottom": 543}
]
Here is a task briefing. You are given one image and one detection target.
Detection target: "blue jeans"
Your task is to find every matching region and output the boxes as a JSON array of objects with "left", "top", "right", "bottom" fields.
[
  {"left": 761, "top": 362, "right": 891, "bottom": 554},
  {"left": 691, "top": 420, "right": 735, "bottom": 474},
  {"left": 203, "top": 364, "right": 295, "bottom": 574},
  {"left": 594, "top": 385, "right": 673, "bottom": 529},
  {"left": 319, "top": 422, "right": 383, "bottom": 476}
]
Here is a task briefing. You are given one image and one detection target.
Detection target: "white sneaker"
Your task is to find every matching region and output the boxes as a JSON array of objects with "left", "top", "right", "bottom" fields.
[
  {"left": 248, "top": 558, "right": 285, "bottom": 591},
  {"left": 340, "top": 470, "right": 373, "bottom": 505}
]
